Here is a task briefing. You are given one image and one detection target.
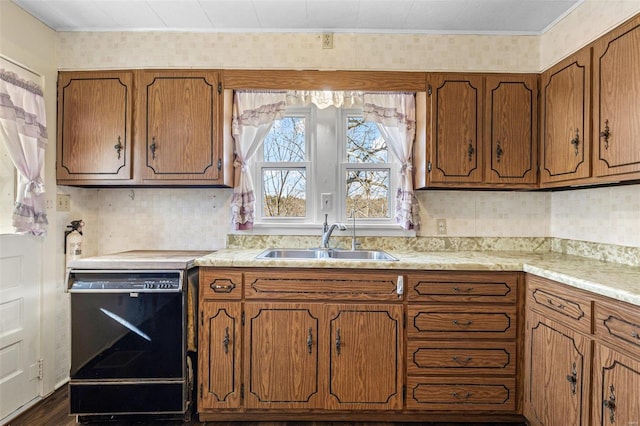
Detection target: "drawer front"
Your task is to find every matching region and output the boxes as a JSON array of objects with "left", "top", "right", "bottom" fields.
[
  {"left": 406, "top": 376, "right": 516, "bottom": 411},
  {"left": 244, "top": 269, "right": 402, "bottom": 301},
  {"left": 526, "top": 275, "right": 592, "bottom": 335},
  {"left": 407, "top": 340, "right": 516, "bottom": 376},
  {"left": 408, "top": 305, "right": 517, "bottom": 339},
  {"left": 408, "top": 272, "right": 518, "bottom": 303},
  {"left": 595, "top": 298, "right": 640, "bottom": 356},
  {"left": 200, "top": 269, "right": 243, "bottom": 300}
]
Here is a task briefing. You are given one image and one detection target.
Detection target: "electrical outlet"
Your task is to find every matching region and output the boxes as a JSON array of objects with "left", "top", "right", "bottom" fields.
[
  {"left": 436, "top": 218, "right": 447, "bottom": 235},
  {"left": 57, "top": 194, "right": 70, "bottom": 212},
  {"left": 322, "top": 33, "right": 334, "bottom": 49}
]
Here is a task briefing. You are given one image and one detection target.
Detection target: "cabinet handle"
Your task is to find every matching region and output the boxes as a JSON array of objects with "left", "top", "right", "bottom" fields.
[
  {"left": 150, "top": 137, "right": 157, "bottom": 160},
  {"left": 452, "top": 356, "right": 473, "bottom": 365},
  {"left": 570, "top": 128, "right": 580, "bottom": 156},
  {"left": 335, "top": 328, "right": 341, "bottom": 355},
  {"left": 452, "top": 319, "right": 473, "bottom": 327},
  {"left": 566, "top": 361, "right": 577, "bottom": 395},
  {"left": 496, "top": 141, "right": 504, "bottom": 163},
  {"left": 451, "top": 391, "right": 472, "bottom": 399},
  {"left": 210, "top": 282, "right": 236, "bottom": 293},
  {"left": 603, "top": 384, "right": 616, "bottom": 424},
  {"left": 600, "top": 119, "right": 611, "bottom": 150},
  {"left": 114, "top": 136, "right": 123, "bottom": 159},
  {"left": 307, "top": 328, "right": 313, "bottom": 354},
  {"left": 223, "top": 326, "right": 229, "bottom": 354},
  {"left": 467, "top": 140, "right": 474, "bottom": 161},
  {"left": 452, "top": 286, "right": 474, "bottom": 293},
  {"left": 547, "top": 298, "right": 565, "bottom": 309}
]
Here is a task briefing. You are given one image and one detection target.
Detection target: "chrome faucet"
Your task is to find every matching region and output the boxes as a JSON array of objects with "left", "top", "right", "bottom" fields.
[
  {"left": 350, "top": 209, "right": 360, "bottom": 251},
  {"left": 321, "top": 214, "right": 346, "bottom": 249}
]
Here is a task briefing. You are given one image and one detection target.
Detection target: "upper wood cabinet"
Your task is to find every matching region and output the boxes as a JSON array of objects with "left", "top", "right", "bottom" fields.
[
  {"left": 135, "top": 70, "right": 224, "bottom": 184},
  {"left": 592, "top": 14, "right": 640, "bottom": 180},
  {"left": 57, "top": 71, "right": 133, "bottom": 183},
  {"left": 427, "top": 74, "right": 484, "bottom": 185},
  {"left": 57, "top": 69, "right": 233, "bottom": 186},
  {"left": 424, "top": 73, "right": 538, "bottom": 188},
  {"left": 539, "top": 48, "right": 591, "bottom": 186},
  {"left": 484, "top": 74, "right": 538, "bottom": 185}
]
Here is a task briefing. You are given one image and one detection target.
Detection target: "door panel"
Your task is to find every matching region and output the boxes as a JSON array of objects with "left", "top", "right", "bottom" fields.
[{"left": 0, "top": 235, "right": 41, "bottom": 420}]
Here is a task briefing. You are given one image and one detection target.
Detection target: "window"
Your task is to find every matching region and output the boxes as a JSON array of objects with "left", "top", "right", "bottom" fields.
[{"left": 255, "top": 106, "right": 399, "bottom": 230}]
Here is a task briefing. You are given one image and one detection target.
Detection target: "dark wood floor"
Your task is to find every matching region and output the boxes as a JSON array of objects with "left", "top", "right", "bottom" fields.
[{"left": 5, "top": 385, "right": 525, "bottom": 426}]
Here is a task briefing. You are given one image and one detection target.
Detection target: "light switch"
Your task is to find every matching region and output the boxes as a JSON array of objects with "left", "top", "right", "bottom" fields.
[{"left": 321, "top": 193, "right": 333, "bottom": 212}]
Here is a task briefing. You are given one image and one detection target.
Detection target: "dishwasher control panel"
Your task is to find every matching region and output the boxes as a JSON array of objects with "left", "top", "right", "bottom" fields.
[{"left": 67, "top": 270, "right": 183, "bottom": 292}]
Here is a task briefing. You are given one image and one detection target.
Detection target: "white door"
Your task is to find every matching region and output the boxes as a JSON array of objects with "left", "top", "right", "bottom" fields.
[{"left": 0, "top": 234, "right": 42, "bottom": 420}]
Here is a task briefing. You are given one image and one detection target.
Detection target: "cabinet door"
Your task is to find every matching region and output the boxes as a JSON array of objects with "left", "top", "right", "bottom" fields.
[
  {"left": 428, "top": 74, "right": 483, "bottom": 184},
  {"left": 326, "top": 304, "right": 403, "bottom": 410},
  {"left": 540, "top": 48, "right": 591, "bottom": 185},
  {"left": 244, "top": 303, "right": 323, "bottom": 409},
  {"left": 484, "top": 74, "right": 537, "bottom": 185},
  {"left": 524, "top": 311, "right": 591, "bottom": 426},
  {"left": 199, "top": 301, "right": 242, "bottom": 410},
  {"left": 57, "top": 71, "right": 132, "bottom": 182},
  {"left": 137, "top": 70, "right": 222, "bottom": 183},
  {"left": 593, "top": 343, "right": 640, "bottom": 426},
  {"left": 592, "top": 16, "right": 640, "bottom": 178}
]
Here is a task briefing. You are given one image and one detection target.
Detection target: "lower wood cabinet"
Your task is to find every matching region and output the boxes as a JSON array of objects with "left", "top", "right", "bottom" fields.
[{"left": 524, "top": 275, "right": 640, "bottom": 426}]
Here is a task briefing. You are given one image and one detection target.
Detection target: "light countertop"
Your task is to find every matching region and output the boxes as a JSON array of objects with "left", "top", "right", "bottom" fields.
[{"left": 195, "top": 248, "right": 640, "bottom": 307}]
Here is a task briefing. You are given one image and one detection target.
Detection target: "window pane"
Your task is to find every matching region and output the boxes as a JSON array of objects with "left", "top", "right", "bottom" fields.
[
  {"left": 346, "top": 170, "right": 389, "bottom": 218},
  {"left": 346, "top": 117, "right": 387, "bottom": 163},
  {"left": 262, "top": 169, "right": 306, "bottom": 217},
  {"left": 263, "top": 117, "right": 305, "bottom": 162}
]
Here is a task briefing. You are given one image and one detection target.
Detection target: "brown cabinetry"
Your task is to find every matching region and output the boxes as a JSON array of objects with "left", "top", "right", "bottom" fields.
[
  {"left": 198, "top": 268, "right": 403, "bottom": 420},
  {"left": 406, "top": 271, "right": 520, "bottom": 412},
  {"left": 425, "top": 73, "right": 537, "bottom": 188},
  {"left": 524, "top": 275, "right": 593, "bottom": 426},
  {"left": 135, "top": 70, "right": 224, "bottom": 184},
  {"left": 57, "top": 71, "right": 133, "bottom": 183},
  {"left": 592, "top": 14, "right": 640, "bottom": 180},
  {"left": 57, "top": 69, "right": 232, "bottom": 186},
  {"left": 540, "top": 48, "right": 591, "bottom": 186}
]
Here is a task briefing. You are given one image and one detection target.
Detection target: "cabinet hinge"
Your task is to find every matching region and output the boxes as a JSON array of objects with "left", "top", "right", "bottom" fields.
[
  {"left": 427, "top": 161, "right": 432, "bottom": 172},
  {"left": 427, "top": 85, "right": 432, "bottom": 96},
  {"left": 199, "top": 383, "right": 203, "bottom": 400},
  {"left": 218, "top": 82, "right": 222, "bottom": 94},
  {"left": 403, "top": 385, "right": 406, "bottom": 401},
  {"left": 241, "top": 384, "right": 244, "bottom": 399},
  {"left": 217, "top": 158, "right": 222, "bottom": 171},
  {"left": 200, "top": 310, "right": 204, "bottom": 326},
  {"left": 37, "top": 359, "right": 44, "bottom": 380},
  {"left": 242, "top": 311, "right": 245, "bottom": 326}
]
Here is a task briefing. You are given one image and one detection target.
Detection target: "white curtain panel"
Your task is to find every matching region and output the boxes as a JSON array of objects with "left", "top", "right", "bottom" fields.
[{"left": 0, "top": 69, "right": 48, "bottom": 235}]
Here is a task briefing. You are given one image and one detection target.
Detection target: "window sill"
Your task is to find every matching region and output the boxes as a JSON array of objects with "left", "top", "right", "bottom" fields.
[{"left": 238, "top": 222, "right": 416, "bottom": 238}]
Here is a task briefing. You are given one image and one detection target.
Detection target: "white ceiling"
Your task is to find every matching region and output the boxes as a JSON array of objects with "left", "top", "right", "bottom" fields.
[{"left": 11, "top": 0, "right": 583, "bottom": 35}]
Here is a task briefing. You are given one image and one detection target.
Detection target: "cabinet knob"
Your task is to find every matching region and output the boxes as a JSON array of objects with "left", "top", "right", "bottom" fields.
[
  {"left": 600, "top": 119, "right": 611, "bottom": 150},
  {"left": 114, "top": 136, "right": 123, "bottom": 159},
  {"left": 566, "top": 362, "right": 577, "bottom": 395},
  {"left": 496, "top": 141, "right": 504, "bottom": 163},
  {"left": 150, "top": 137, "right": 158, "bottom": 160},
  {"left": 570, "top": 128, "right": 580, "bottom": 156},
  {"left": 603, "top": 384, "right": 616, "bottom": 424}
]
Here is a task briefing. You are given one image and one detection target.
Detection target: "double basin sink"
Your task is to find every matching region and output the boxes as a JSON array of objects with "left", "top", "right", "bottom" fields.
[{"left": 256, "top": 248, "right": 398, "bottom": 261}]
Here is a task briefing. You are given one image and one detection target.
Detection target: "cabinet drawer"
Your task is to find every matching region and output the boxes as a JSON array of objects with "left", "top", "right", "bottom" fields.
[
  {"left": 595, "top": 298, "right": 640, "bottom": 356},
  {"left": 200, "top": 269, "right": 242, "bottom": 300},
  {"left": 408, "top": 305, "right": 517, "bottom": 339},
  {"left": 406, "top": 376, "right": 516, "bottom": 411},
  {"left": 526, "top": 275, "right": 592, "bottom": 335},
  {"left": 408, "top": 272, "right": 518, "bottom": 303},
  {"left": 244, "top": 269, "right": 402, "bottom": 301},
  {"left": 407, "top": 340, "right": 516, "bottom": 376}
]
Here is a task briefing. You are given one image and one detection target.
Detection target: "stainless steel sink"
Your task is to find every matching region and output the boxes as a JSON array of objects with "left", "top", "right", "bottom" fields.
[{"left": 256, "top": 248, "right": 398, "bottom": 261}]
